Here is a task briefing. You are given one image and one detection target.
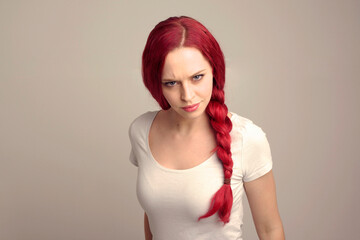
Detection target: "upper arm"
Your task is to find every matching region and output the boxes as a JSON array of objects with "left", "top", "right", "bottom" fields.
[
  {"left": 244, "top": 170, "right": 284, "bottom": 239},
  {"left": 241, "top": 122, "right": 272, "bottom": 182},
  {"left": 144, "top": 212, "right": 152, "bottom": 240}
]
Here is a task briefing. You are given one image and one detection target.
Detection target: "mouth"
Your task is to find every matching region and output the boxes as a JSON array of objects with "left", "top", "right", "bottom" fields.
[{"left": 181, "top": 103, "right": 200, "bottom": 112}]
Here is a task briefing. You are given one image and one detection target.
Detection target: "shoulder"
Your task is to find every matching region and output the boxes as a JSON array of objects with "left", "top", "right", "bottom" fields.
[
  {"left": 129, "top": 110, "right": 158, "bottom": 130},
  {"left": 128, "top": 110, "right": 159, "bottom": 138},
  {"left": 229, "top": 112, "right": 270, "bottom": 157},
  {"left": 229, "top": 112, "right": 273, "bottom": 181},
  {"left": 229, "top": 112, "right": 267, "bottom": 141}
]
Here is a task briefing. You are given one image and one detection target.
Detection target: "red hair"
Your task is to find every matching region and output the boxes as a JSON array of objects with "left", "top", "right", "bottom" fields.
[{"left": 142, "top": 16, "right": 233, "bottom": 223}]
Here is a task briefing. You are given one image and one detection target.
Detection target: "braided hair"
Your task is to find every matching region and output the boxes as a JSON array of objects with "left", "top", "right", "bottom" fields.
[{"left": 142, "top": 16, "right": 233, "bottom": 223}]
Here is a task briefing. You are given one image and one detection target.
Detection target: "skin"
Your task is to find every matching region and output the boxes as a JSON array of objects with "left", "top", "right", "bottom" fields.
[
  {"left": 149, "top": 47, "right": 216, "bottom": 170},
  {"left": 145, "top": 47, "right": 285, "bottom": 239},
  {"left": 160, "top": 47, "right": 213, "bottom": 130},
  {"left": 144, "top": 212, "right": 152, "bottom": 240},
  {"left": 244, "top": 171, "right": 285, "bottom": 239}
]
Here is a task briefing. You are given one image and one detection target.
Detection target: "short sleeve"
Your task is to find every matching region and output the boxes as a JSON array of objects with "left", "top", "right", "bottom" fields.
[
  {"left": 128, "top": 123, "right": 139, "bottom": 167},
  {"left": 242, "top": 123, "right": 273, "bottom": 182}
]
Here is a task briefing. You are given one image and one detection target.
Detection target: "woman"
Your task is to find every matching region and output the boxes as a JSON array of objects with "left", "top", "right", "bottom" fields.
[{"left": 128, "top": 16, "right": 284, "bottom": 240}]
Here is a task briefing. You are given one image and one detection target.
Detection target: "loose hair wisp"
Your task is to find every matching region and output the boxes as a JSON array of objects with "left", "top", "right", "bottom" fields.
[{"left": 142, "top": 16, "right": 233, "bottom": 224}]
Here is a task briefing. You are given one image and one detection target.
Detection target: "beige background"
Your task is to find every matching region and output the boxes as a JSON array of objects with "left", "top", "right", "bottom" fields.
[{"left": 1, "top": 0, "right": 359, "bottom": 239}]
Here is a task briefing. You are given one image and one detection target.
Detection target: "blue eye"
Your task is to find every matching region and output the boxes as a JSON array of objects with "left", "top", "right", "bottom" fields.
[
  {"left": 164, "top": 81, "right": 177, "bottom": 87},
  {"left": 193, "top": 74, "right": 204, "bottom": 81}
]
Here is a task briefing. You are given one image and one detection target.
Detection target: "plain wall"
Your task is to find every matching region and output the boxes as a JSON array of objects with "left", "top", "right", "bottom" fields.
[{"left": 1, "top": 0, "right": 359, "bottom": 239}]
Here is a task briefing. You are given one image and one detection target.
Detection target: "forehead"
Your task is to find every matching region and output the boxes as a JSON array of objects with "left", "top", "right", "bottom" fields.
[{"left": 162, "top": 47, "right": 211, "bottom": 79}]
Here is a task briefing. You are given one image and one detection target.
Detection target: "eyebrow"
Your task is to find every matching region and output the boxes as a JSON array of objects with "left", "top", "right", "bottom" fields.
[{"left": 162, "top": 69, "right": 206, "bottom": 82}]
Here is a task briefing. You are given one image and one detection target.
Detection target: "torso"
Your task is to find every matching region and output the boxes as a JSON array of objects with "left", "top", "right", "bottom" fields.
[
  {"left": 129, "top": 110, "right": 271, "bottom": 240},
  {"left": 149, "top": 110, "right": 217, "bottom": 170}
]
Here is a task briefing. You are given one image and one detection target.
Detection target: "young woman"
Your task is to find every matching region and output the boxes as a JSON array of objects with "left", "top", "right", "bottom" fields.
[{"left": 128, "top": 16, "right": 284, "bottom": 240}]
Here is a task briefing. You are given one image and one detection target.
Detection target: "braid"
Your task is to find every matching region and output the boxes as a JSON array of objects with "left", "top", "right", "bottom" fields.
[{"left": 198, "top": 86, "right": 233, "bottom": 223}]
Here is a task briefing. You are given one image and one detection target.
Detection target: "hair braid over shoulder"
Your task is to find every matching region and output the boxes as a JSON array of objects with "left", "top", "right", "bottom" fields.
[{"left": 198, "top": 86, "right": 233, "bottom": 223}]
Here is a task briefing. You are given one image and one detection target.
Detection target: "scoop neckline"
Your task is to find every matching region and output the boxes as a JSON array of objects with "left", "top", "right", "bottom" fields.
[{"left": 145, "top": 110, "right": 236, "bottom": 173}]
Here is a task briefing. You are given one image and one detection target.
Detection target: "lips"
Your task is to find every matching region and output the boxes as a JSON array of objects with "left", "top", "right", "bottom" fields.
[{"left": 182, "top": 103, "right": 200, "bottom": 112}]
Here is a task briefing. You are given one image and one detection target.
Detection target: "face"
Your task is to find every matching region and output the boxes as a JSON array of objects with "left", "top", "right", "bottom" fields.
[{"left": 161, "top": 47, "right": 213, "bottom": 120}]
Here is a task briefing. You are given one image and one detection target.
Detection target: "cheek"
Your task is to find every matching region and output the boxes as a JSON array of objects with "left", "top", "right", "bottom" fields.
[
  {"left": 200, "top": 77, "right": 213, "bottom": 98},
  {"left": 161, "top": 88, "right": 177, "bottom": 105}
]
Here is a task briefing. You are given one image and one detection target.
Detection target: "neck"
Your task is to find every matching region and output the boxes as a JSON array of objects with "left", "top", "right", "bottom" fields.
[{"left": 166, "top": 108, "right": 211, "bottom": 136}]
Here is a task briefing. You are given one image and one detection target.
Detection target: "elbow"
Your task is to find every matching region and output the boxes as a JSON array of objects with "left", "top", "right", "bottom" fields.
[{"left": 258, "top": 224, "right": 285, "bottom": 240}]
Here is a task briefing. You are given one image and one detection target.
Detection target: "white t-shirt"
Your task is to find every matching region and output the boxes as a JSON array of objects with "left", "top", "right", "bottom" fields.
[{"left": 128, "top": 111, "right": 273, "bottom": 240}]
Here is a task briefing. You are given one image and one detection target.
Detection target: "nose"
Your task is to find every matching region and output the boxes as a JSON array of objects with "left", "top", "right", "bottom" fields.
[{"left": 181, "top": 82, "right": 194, "bottom": 102}]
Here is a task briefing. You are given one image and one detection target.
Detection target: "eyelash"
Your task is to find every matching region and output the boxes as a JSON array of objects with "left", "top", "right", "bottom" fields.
[
  {"left": 163, "top": 74, "right": 204, "bottom": 87},
  {"left": 193, "top": 74, "right": 204, "bottom": 81},
  {"left": 164, "top": 81, "right": 177, "bottom": 87}
]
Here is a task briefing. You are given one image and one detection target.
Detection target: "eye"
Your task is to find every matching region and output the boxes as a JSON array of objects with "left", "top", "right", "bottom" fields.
[
  {"left": 193, "top": 74, "right": 204, "bottom": 81},
  {"left": 163, "top": 81, "right": 177, "bottom": 87}
]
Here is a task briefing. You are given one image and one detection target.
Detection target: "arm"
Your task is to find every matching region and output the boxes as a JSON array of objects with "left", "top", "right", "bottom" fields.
[
  {"left": 244, "top": 170, "right": 285, "bottom": 240},
  {"left": 144, "top": 212, "right": 152, "bottom": 240}
]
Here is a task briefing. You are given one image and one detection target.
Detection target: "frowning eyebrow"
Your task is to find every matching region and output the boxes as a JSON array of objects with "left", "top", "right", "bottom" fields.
[{"left": 162, "top": 69, "right": 206, "bottom": 82}]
